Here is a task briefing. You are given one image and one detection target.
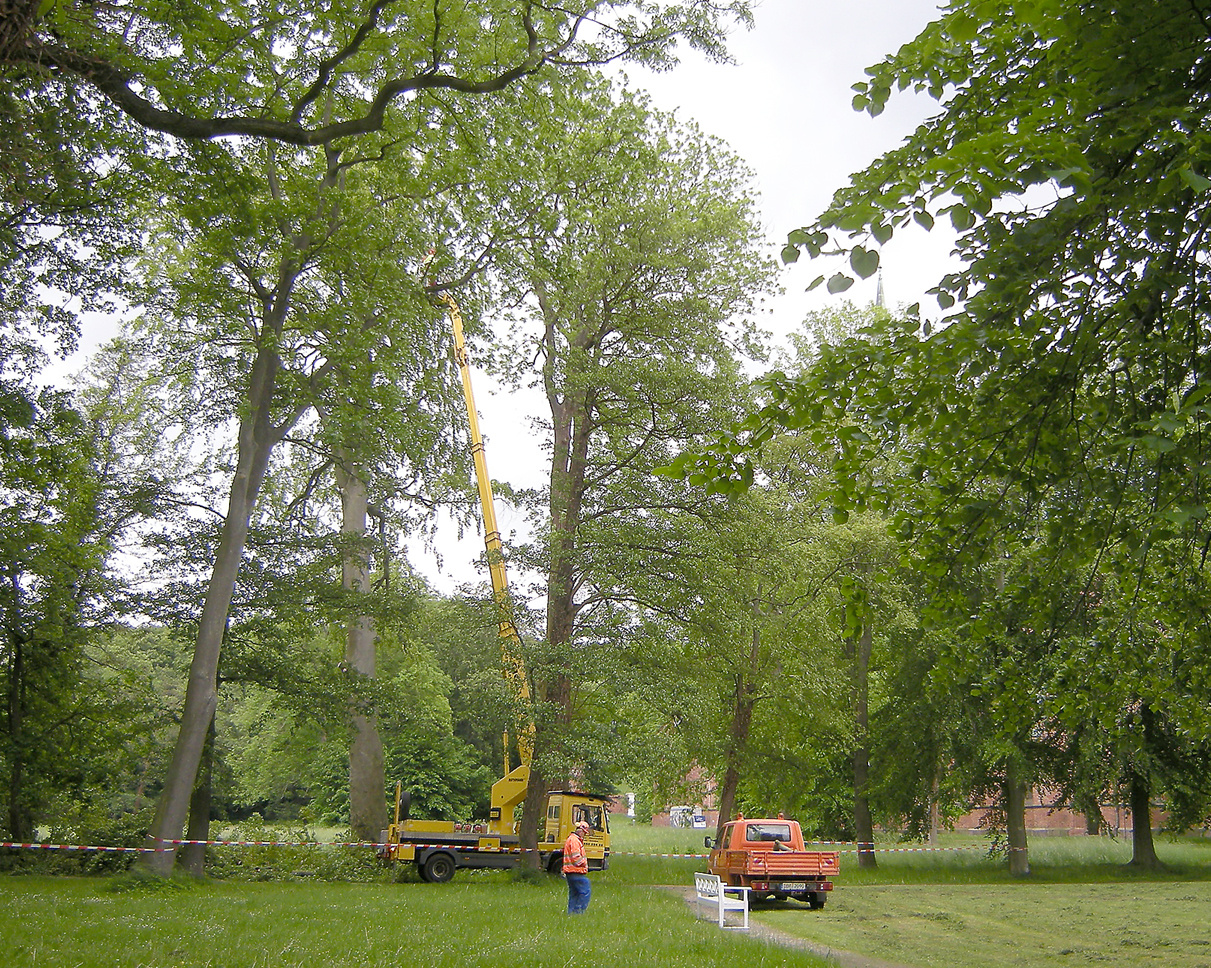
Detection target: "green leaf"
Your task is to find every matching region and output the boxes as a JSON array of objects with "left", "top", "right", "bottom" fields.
[
  {"left": 805, "top": 274, "right": 826, "bottom": 292},
  {"left": 949, "top": 12, "right": 980, "bottom": 43},
  {"left": 781, "top": 243, "right": 801, "bottom": 264},
  {"left": 850, "top": 246, "right": 881, "bottom": 279},
  {"left": 1178, "top": 167, "right": 1211, "bottom": 193},
  {"left": 913, "top": 210, "right": 935, "bottom": 231},
  {"left": 827, "top": 273, "right": 855, "bottom": 294},
  {"left": 949, "top": 205, "right": 975, "bottom": 231}
]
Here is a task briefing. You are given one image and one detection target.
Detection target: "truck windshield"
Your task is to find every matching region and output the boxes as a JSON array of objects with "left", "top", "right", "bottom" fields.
[
  {"left": 574, "top": 804, "right": 607, "bottom": 832},
  {"left": 745, "top": 823, "right": 792, "bottom": 843}
]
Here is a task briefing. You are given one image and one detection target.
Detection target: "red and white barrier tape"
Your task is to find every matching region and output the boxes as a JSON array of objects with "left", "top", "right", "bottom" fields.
[{"left": 2, "top": 840, "right": 998, "bottom": 856}]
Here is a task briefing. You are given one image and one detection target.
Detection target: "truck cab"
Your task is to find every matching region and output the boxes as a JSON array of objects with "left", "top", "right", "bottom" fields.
[{"left": 540, "top": 792, "right": 611, "bottom": 872}]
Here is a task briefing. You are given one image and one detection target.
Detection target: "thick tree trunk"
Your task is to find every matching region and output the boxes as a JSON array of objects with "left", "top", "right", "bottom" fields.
[
  {"left": 852, "top": 621, "right": 876, "bottom": 869},
  {"left": 143, "top": 345, "right": 288, "bottom": 875},
  {"left": 1005, "top": 759, "right": 1030, "bottom": 877},
  {"left": 338, "top": 462, "right": 386, "bottom": 843},
  {"left": 1127, "top": 767, "right": 1162, "bottom": 870},
  {"left": 519, "top": 761, "right": 550, "bottom": 869},
  {"left": 5, "top": 631, "right": 31, "bottom": 841},
  {"left": 518, "top": 294, "right": 595, "bottom": 859},
  {"left": 181, "top": 715, "right": 216, "bottom": 877}
]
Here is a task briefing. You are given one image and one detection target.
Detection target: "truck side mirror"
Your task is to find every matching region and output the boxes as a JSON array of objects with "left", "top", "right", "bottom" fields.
[{"left": 704, "top": 836, "right": 714, "bottom": 849}]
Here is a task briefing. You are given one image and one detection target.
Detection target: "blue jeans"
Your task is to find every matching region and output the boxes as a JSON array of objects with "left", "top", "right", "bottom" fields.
[{"left": 566, "top": 873, "right": 591, "bottom": 914}]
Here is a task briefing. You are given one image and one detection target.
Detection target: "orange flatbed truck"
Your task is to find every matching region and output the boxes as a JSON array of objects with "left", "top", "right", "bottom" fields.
[{"left": 706, "top": 818, "right": 839, "bottom": 909}]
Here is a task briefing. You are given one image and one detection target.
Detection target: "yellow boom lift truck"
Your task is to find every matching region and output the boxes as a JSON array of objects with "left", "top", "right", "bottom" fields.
[{"left": 381, "top": 258, "right": 611, "bottom": 883}]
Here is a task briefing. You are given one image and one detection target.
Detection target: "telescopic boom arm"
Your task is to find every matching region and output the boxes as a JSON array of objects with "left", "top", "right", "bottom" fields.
[{"left": 422, "top": 250, "right": 534, "bottom": 832}]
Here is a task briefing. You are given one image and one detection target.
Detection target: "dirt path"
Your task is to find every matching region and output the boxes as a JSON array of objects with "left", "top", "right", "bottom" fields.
[{"left": 664, "top": 887, "right": 914, "bottom": 968}]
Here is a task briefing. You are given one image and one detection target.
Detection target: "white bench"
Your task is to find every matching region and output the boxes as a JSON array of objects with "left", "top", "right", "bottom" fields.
[{"left": 694, "top": 872, "right": 750, "bottom": 929}]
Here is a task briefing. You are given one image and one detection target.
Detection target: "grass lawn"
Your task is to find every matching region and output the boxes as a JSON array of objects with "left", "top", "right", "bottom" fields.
[
  {"left": 760, "top": 882, "right": 1211, "bottom": 968},
  {"left": 0, "top": 875, "right": 828, "bottom": 968},
  {"left": 4, "top": 825, "right": 1210, "bottom": 967},
  {"left": 609, "top": 822, "right": 1211, "bottom": 968}
]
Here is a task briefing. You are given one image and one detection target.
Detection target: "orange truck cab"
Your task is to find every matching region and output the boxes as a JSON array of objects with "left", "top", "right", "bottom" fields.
[{"left": 705, "top": 818, "right": 839, "bottom": 909}]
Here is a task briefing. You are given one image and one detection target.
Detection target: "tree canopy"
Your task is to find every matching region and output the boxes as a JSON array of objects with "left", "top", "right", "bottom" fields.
[{"left": 6, "top": 0, "right": 750, "bottom": 145}]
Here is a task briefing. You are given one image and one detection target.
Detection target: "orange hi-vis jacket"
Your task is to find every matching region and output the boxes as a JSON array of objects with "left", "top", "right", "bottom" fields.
[{"left": 562, "top": 831, "right": 588, "bottom": 874}]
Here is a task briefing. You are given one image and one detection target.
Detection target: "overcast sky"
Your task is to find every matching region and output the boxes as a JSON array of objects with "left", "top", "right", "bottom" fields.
[
  {"left": 636, "top": 0, "right": 955, "bottom": 322},
  {"left": 414, "top": 0, "right": 956, "bottom": 593}
]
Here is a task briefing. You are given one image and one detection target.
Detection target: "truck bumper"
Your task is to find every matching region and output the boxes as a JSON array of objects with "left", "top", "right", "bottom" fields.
[{"left": 750, "top": 880, "right": 833, "bottom": 894}]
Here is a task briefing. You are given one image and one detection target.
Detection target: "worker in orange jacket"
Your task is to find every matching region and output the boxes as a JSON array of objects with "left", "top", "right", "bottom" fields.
[{"left": 563, "top": 820, "right": 591, "bottom": 913}]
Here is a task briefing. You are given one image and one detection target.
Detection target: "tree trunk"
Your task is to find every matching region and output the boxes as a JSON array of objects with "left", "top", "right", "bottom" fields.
[
  {"left": 181, "top": 715, "right": 216, "bottom": 877},
  {"left": 141, "top": 145, "right": 340, "bottom": 874},
  {"left": 518, "top": 292, "right": 595, "bottom": 858},
  {"left": 338, "top": 461, "right": 386, "bottom": 843},
  {"left": 5, "top": 629, "right": 31, "bottom": 841},
  {"left": 713, "top": 668, "right": 756, "bottom": 843},
  {"left": 519, "top": 761, "right": 550, "bottom": 870},
  {"left": 1077, "top": 791, "right": 1103, "bottom": 836},
  {"left": 928, "top": 766, "right": 941, "bottom": 846},
  {"left": 143, "top": 342, "right": 289, "bottom": 875},
  {"left": 1005, "top": 759, "right": 1030, "bottom": 877},
  {"left": 1126, "top": 766, "right": 1162, "bottom": 870},
  {"left": 852, "top": 621, "right": 877, "bottom": 869}
]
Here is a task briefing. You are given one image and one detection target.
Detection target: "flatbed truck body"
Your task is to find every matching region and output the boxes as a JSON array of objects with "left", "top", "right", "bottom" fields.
[{"left": 706, "top": 818, "right": 839, "bottom": 908}]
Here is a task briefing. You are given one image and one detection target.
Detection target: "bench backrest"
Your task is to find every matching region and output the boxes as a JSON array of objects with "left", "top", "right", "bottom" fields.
[{"left": 695, "top": 872, "right": 721, "bottom": 897}]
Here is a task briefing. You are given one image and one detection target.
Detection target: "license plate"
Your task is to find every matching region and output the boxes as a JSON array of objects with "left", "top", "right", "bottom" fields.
[{"left": 778, "top": 882, "right": 807, "bottom": 891}]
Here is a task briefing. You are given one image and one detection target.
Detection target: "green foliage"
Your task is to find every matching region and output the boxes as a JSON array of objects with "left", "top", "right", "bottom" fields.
[
  {"left": 104, "top": 868, "right": 198, "bottom": 894},
  {"left": 199, "top": 815, "right": 389, "bottom": 883},
  {"left": 671, "top": 0, "right": 1211, "bottom": 847},
  {"left": 421, "top": 73, "right": 782, "bottom": 805},
  {"left": 10, "top": 2, "right": 753, "bottom": 145},
  {"left": 0, "top": 366, "right": 134, "bottom": 840}
]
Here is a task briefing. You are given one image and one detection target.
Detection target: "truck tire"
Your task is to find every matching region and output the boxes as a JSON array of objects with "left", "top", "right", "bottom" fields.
[
  {"left": 546, "top": 852, "right": 564, "bottom": 875},
  {"left": 421, "top": 852, "right": 457, "bottom": 884},
  {"left": 807, "top": 893, "right": 826, "bottom": 910}
]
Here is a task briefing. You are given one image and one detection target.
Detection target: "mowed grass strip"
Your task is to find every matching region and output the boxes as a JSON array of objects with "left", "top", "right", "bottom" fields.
[
  {"left": 758, "top": 881, "right": 1211, "bottom": 968},
  {"left": 0, "top": 875, "right": 830, "bottom": 968},
  {"left": 610, "top": 824, "right": 1211, "bottom": 967}
]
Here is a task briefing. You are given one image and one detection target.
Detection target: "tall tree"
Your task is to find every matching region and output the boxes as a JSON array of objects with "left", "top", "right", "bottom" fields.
[
  {"left": 0, "top": 342, "right": 156, "bottom": 838},
  {"left": 0, "top": 386, "right": 99, "bottom": 838},
  {"left": 129, "top": 126, "right": 461, "bottom": 870},
  {"left": 635, "top": 487, "right": 846, "bottom": 838},
  {"left": 474, "top": 79, "right": 776, "bottom": 858}
]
